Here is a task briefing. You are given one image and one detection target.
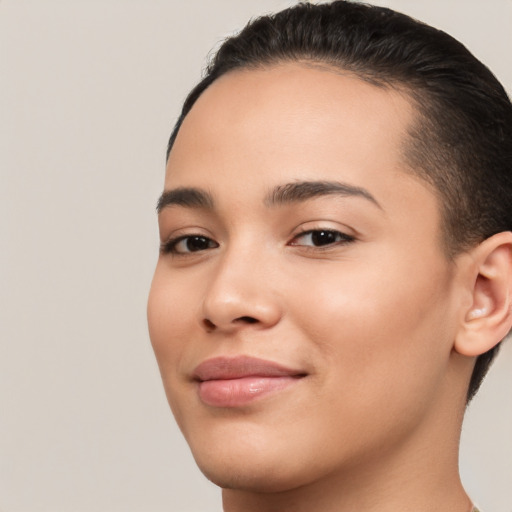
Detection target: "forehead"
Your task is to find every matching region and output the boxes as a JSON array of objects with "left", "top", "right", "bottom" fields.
[
  {"left": 165, "top": 63, "right": 436, "bottom": 222},
  {"left": 168, "top": 63, "right": 413, "bottom": 173}
]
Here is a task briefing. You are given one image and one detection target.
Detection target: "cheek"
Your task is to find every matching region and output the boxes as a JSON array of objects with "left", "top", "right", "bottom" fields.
[
  {"left": 148, "top": 263, "right": 200, "bottom": 344},
  {"left": 290, "top": 253, "right": 455, "bottom": 415},
  {"left": 147, "top": 265, "right": 198, "bottom": 407}
]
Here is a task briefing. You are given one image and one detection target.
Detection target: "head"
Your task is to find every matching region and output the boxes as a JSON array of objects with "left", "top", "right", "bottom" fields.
[
  {"left": 148, "top": 0, "right": 512, "bottom": 501},
  {"left": 164, "top": 0, "right": 512, "bottom": 402}
]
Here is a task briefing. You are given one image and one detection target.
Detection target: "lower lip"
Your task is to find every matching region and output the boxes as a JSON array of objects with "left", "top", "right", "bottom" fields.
[{"left": 197, "top": 376, "right": 300, "bottom": 408}]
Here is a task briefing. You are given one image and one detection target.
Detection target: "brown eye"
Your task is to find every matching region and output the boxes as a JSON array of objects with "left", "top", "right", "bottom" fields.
[
  {"left": 290, "top": 229, "right": 354, "bottom": 248},
  {"left": 162, "top": 235, "right": 219, "bottom": 254},
  {"left": 183, "top": 236, "right": 214, "bottom": 252},
  {"left": 310, "top": 231, "right": 338, "bottom": 246}
]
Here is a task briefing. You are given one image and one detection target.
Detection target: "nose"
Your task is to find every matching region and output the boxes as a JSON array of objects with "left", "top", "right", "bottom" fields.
[{"left": 200, "top": 250, "right": 283, "bottom": 333}]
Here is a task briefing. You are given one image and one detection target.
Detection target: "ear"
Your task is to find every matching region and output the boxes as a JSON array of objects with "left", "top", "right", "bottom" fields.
[{"left": 454, "top": 232, "right": 512, "bottom": 357}]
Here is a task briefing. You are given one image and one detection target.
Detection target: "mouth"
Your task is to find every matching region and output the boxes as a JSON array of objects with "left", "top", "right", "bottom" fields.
[{"left": 192, "top": 355, "right": 307, "bottom": 408}]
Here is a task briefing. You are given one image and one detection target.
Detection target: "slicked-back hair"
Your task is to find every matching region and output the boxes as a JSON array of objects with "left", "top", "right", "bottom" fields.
[{"left": 166, "top": 1, "right": 512, "bottom": 402}]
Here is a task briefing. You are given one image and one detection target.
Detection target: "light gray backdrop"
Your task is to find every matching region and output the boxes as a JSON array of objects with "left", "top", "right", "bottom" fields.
[{"left": 1, "top": 1, "right": 511, "bottom": 511}]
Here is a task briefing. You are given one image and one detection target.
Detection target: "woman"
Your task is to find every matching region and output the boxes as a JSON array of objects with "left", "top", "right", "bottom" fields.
[{"left": 148, "top": 2, "right": 512, "bottom": 510}]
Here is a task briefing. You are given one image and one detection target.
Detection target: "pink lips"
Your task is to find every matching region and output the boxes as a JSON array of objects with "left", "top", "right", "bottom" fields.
[{"left": 193, "top": 356, "right": 306, "bottom": 408}]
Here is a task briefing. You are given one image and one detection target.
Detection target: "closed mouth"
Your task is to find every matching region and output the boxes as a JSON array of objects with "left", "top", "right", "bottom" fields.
[{"left": 192, "top": 355, "right": 307, "bottom": 407}]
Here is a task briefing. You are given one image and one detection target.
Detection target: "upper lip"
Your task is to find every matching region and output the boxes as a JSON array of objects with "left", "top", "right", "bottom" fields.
[{"left": 192, "top": 355, "right": 307, "bottom": 381}]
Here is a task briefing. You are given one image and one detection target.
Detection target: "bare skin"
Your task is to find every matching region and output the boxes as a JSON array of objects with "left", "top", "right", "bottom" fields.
[{"left": 148, "top": 63, "right": 512, "bottom": 512}]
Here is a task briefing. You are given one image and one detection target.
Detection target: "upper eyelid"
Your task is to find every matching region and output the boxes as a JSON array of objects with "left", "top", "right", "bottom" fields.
[
  {"left": 290, "top": 223, "right": 357, "bottom": 239},
  {"left": 160, "top": 225, "right": 215, "bottom": 241},
  {"left": 161, "top": 226, "right": 355, "bottom": 242},
  {"left": 294, "top": 226, "right": 350, "bottom": 235}
]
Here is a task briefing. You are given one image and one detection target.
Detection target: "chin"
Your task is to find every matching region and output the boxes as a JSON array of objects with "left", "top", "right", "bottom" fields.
[
  {"left": 187, "top": 432, "right": 316, "bottom": 493},
  {"left": 197, "top": 457, "right": 306, "bottom": 493}
]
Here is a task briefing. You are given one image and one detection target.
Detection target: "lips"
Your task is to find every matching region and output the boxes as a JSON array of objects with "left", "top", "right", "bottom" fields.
[{"left": 192, "top": 356, "right": 306, "bottom": 408}]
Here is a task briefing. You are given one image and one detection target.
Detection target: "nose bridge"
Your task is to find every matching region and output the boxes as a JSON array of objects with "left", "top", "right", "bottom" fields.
[{"left": 201, "top": 239, "right": 281, "bottom": 331}]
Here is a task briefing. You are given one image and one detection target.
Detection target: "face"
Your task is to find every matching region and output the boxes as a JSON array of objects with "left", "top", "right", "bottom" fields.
[{"left": 148, "top": 64, "right": 463, "bottom": 492}]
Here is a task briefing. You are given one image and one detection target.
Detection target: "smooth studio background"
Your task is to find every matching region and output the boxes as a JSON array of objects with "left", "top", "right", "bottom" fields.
[{"left": 1, "top": 1, "right": 511, "bottom": 511}]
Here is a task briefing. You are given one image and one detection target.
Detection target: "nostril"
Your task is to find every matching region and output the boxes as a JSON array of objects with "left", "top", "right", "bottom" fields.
[
  {"left": 235, "top": 316, "right": 259, "bottom": 324},
  {"left": 201, "top": 315, "right": 260, "bottom": 332},
  {"left": 202, "top": 319, "right": 216, "bottom": 331}
]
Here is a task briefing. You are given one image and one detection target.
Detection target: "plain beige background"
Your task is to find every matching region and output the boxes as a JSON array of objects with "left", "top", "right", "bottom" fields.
[{"left": 1, "top": 1, "right": 511, "bottom": 511}]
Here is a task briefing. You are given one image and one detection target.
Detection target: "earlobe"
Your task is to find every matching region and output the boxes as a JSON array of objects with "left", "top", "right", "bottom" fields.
[{"left": 455, "top": 232, "right": 512, "bottom": 357}]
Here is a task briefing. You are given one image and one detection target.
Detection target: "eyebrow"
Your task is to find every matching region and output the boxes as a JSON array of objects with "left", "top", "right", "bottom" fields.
[
  {"left": 156, "top": 187, "right": 214, "bottom": 213},
  {"left": 264, "top": 180, "right": 382, "bottom": 209},
  {"left": 156, "top": 180, "right": 381, "bottom": 213}
]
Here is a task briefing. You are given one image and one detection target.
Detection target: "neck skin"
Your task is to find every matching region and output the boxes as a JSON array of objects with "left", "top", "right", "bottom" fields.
[{"left": 222, "top": 356, "right": 474, "bottom": 512}]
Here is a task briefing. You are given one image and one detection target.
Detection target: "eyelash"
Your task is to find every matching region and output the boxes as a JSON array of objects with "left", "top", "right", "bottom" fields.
[{"left": 160, "top": 228, "right": 355, "bottom": 256}]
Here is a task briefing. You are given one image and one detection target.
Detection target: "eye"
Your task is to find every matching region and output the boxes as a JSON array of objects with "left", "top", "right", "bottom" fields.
[
  {"left": 161, "top": 235, "right": 219, "bottom": 255},
  {"left": 289, "top": 229, "right": 354, "bottom": 248}
]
